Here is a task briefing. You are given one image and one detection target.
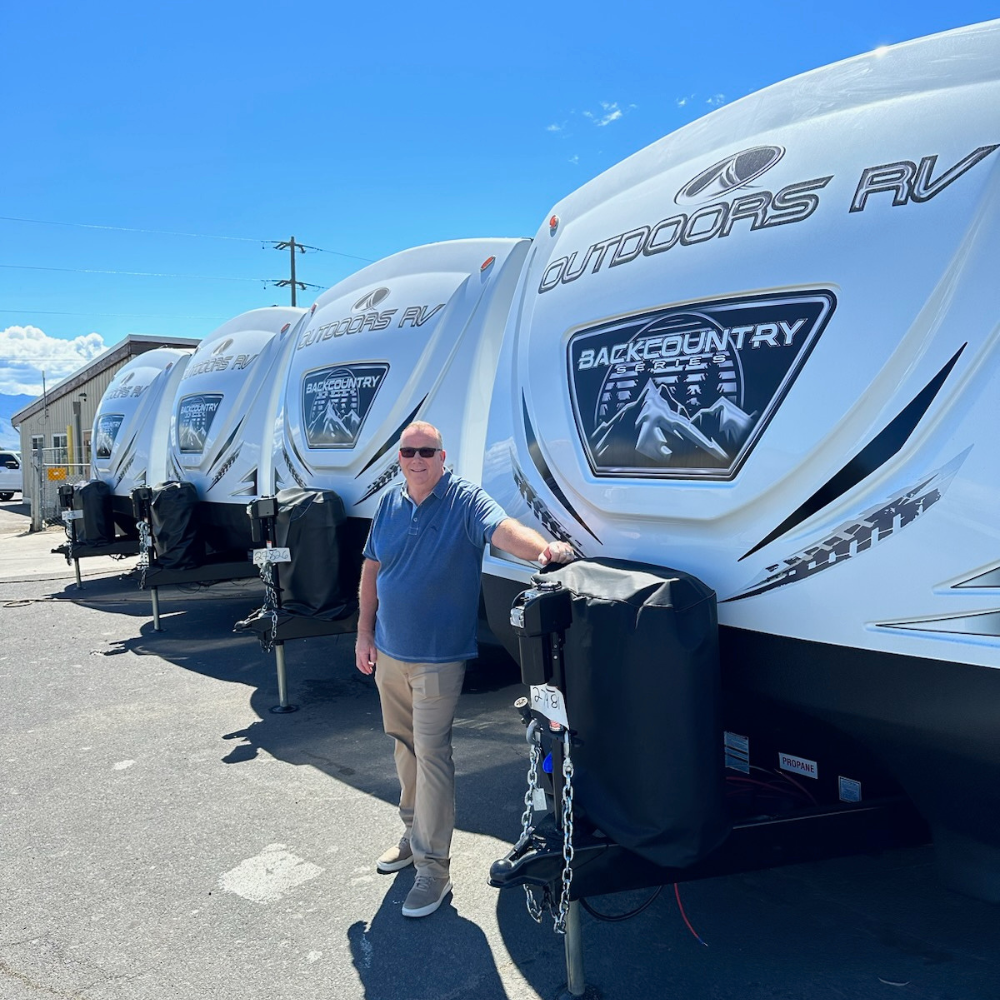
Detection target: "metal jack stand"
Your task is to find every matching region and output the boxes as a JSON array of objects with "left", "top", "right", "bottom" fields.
[
  {"left": 246, "top": 496, "right": 297, "bottom": 715},
  {"left": 234, "top": 495, "right": 360, "bottom": 715},
  {"left": 150, "top": 587, "right": 163, "bottom": 632},
  {"left": 508, "top": 581, "right": 604, "bottom": 999},
  {"left": 58, "top": 484, "right": 84, "bottom": 589},
  {"left": 270, "top": 641, "right": 296, "bottom": 714},
  {"left": 561, "top": 900, "right": 589, "bottom": 1000}
]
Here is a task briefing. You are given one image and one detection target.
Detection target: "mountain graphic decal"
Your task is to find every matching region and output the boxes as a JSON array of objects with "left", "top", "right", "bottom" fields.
[
  {"left": 302, "top": 363, "right": 389, "bottom": 450},
  {"left": 592, "top": 379, "right": 740, "bottom": 466},
  {"left": 567, "top": 291, "right": 835, "bottom": 480}
]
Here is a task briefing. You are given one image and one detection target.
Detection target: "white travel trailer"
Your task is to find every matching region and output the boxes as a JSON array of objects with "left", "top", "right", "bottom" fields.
[
  {"left": 166, "top": 306, "right": 305, "bottom": 554},
  {"left": 272, "top": 237, "right": 530, "bottom": 565},
  {"left": 481, "top": 21, "right": 1000, "bottom": 900},
  {"left": 91, "top": 347, "right": 193, "bottom": 531}
]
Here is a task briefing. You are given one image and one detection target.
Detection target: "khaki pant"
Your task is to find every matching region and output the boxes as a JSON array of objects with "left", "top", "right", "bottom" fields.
[{"left": 374, "top": 653, "right": 466, "bottom": 878}]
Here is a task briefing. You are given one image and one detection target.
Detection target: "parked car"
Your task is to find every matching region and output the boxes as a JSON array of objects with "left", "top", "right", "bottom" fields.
[{"left": 0, "top": 450, "right": 23, "bottom": 500}]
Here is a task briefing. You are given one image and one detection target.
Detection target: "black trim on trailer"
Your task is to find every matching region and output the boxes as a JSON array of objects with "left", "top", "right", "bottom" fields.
[
  {"left": 355, "top": 397, "right": 427, "bottom": 477},
  {"left": 521, "top": 394, "right": 601, "bottom": 543},
  {"left": 208, "top": 416, "right": 246, "bottom": 473},
  {"left": 740, "top": 344, "right": 966, "bottom": 561}
]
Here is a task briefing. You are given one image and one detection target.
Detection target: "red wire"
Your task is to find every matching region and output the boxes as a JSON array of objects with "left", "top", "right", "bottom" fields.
[
  {"left": 750, "top": 764, "right": 819, "bottom": 805},
  {"left": 673, "top": 884, "right": 708, "bottom": 947},
  {"left": 770, "top": 769, "right": 818, "bottom": 805}
]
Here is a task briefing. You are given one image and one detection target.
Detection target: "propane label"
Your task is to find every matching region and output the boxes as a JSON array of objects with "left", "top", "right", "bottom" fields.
[
  {"left": 779, "top": 752, "right": 818, "bottom": 779},
  {"left": 838, "top": 776, "right": 862, "bottom": 803},
  {"left": 724, "top": 731, "right": 750, "bottom": 773}
]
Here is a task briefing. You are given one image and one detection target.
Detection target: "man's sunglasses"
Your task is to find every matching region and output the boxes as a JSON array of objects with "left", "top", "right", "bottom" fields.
[{"left": 399, "top": 446, "right": 441, "bottom": 459}]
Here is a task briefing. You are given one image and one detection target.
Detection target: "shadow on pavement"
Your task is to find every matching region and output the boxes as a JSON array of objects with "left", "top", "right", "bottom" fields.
[
  {"left": 348, "top": 873, "right": 510, "bottom": 1000},
  {"left": 64, "top": 575, "right": 533, "bottom": 850}
]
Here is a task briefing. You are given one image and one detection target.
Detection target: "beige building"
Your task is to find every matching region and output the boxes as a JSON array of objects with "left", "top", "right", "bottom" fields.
[{"left": 11, "top": 334, "right": 200, "bottom": 508}]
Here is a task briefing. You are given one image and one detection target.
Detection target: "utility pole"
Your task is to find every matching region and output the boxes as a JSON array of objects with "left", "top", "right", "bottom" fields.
[{"left": 273, "top": 236, "right": 307, "bottom": 306}]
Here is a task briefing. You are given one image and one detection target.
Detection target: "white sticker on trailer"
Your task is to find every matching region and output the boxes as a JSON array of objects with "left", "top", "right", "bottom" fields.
[
  {"left": 529, "top": 684, "right": 569, "bottom": 729},
  {"left": 253, "top": 547, "right": 291, "bottom": 567},
  {"left": 779, "top": 752, "right": 818, "bottom": 779}
]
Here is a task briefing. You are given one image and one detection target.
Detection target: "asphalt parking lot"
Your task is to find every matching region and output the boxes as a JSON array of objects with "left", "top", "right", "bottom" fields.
[{"left": 3, "top": 499, "right": 1000, "bottom": 1000}]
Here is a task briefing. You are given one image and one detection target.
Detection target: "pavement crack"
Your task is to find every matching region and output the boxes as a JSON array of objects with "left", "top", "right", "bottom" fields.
[{"left": 0, "top": 959, "right": 83, "bottom": 997}]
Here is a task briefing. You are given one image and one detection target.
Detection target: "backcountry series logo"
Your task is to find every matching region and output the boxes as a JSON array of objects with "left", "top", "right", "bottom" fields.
[
  {"left": 94, "top": 414, "right": 124, "bottom": 460},
  {"left": 177, "top": 393, "right": 224, "bottom": 454},
  {"left": 302, "top": 363, "right": 389, "bottom": 449},
  {"left": 568, "top": 291, "right": 835, "bottom": 480}
]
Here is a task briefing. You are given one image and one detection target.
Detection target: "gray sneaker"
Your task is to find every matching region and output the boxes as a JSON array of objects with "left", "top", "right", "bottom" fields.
[
  {"left": 376, "top": 836, "right": 413, "bottom": 873},
  {"left": 402, "top": 874, "right": 452, "bottom": 917}
]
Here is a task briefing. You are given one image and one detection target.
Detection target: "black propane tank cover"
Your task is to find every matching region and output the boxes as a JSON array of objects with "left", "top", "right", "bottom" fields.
[
  {"left": 149, "top": 481, "right": 205, "bottom": 569},
  {"left": 538, "top": 557, "right": 731, "bottom": 869},
  {"left": 72, "top": 480, "right": 114, "bottom": 545},
  {"left": 273, "top": 488, "right": 353, "bottom": 620}
]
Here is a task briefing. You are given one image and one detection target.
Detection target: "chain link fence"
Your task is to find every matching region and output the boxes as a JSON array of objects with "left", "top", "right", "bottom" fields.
[{"left": 31, "top": 449, "right": 91, "bottom": 531}]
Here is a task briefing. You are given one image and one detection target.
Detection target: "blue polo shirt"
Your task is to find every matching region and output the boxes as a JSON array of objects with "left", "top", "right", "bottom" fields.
[{"left": 363, "top": 470, "right": 508, "bottom": 663}]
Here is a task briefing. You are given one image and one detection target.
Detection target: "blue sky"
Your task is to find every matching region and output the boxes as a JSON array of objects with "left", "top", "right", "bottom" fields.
[{"left": 2, "top": 0, "right": 998, "bottom": 401}]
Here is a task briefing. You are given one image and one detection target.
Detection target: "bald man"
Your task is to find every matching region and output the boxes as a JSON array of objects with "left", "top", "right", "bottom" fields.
[{"left": 356, "top": 420, "right": 574, "bottom": 917}]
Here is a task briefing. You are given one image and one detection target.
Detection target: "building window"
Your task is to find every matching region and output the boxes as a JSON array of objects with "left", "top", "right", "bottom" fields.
[
  {"left": 31, "top": 435, "right": 44, "bottom": 454},
  {"left": 52, "top": 433, "right": 69, "bottom": 464}
]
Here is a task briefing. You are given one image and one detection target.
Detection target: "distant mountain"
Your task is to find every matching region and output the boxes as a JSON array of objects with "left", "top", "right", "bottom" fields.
[
  {"left": 0, "top": 393, "right": 35, "bottom": 448},
  {"left": 591, "top": 379, "right": 751, "bottom": 469}
]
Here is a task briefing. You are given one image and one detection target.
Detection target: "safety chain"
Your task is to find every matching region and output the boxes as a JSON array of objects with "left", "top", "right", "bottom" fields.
[
  {"left": 519, "top": 725, "right": 577, "bottom": 933},
  {"left": 553, "top": 728, "right": 576, "bottom": 935},
  {"left": 136, "top": 520, "right": 151, "bottom": 590},
  {"left": 521, "top": 739, "right": 545, "bottom": 924},
  {"left": 257, "top": 561, "right": 280, "bottom": 653}
]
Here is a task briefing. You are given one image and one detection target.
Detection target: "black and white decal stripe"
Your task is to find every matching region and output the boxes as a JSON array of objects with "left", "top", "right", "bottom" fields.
[{"left": 740, "top": 344, "right": 966, "bottom": 561}]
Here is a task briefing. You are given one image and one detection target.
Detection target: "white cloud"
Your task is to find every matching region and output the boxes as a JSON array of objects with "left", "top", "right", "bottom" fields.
[
  {"left": 676, "top": 96, "right": 690, "bottom": 108},
  {"left": 706, "top": 94, "right": 726, "bottom": 106},
  {"left": 569, "top": 154, "right": 580, "bottom": 165},
  {"left": 0, "top": 325, "right": 107, "bottom": 395},
  {"left": 591, "top": 101, "right": 625, "bottom": 127},
  {"left": 552, "top": 101, "right": 633, "bottom": 135}
]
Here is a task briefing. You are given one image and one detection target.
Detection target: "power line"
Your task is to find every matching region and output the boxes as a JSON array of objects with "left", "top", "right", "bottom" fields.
[
  {"left": 0, "top": 214, "right": 376, "bottom": 262},
  {"left": 0, "top": 309, "right": 231, "bottom": 320},
  {"left": 292, "top": 243, "right": 375, "bottom": 263},
  {"left": 0, "top": 214, "right": 263, "bottom": 242},
  {"left": 0, "top": 262, "right": 273, "bottom": 282}
]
